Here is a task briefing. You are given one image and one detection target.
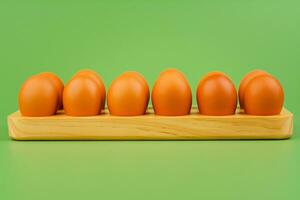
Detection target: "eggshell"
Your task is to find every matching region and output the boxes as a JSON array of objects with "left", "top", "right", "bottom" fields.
[
  {"left": 108, "top": 71, "right": 149, "bottom": 116},
  {"left": 122, "top": 71, "right": 149, "bottom": 102},
  {"left": 75, "top": 69, "right": 106, "bottom": 110},
  {"left": 244, "top": 74, "right": 284, "bottom": 115},
  {"left": 39, "top": 72, "right": 64, "bottom": 109},
  {"left": 63, "top": 75, "right": 102, "bottom": 116},
  {"left": 238, "top": 70, "right": 268, "bottom": 109},
  {"left": 152, "top": 69, "right": 192, "bottom": 116},
  {"left": 197, "top": 72, "right": 237, "bottom": 115},
  {"left": 19, "top": 75, "right": 58, "bottom": 116}
]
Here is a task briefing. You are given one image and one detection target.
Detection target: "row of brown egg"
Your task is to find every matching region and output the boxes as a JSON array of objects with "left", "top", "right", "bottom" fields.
[{"left": 18, "top": 69, "right": 284, "bottom": 117}]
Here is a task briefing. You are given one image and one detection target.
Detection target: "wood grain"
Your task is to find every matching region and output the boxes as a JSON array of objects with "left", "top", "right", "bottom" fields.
[{"left": 7, "top": 108, "right": 293, "bottom": 140}]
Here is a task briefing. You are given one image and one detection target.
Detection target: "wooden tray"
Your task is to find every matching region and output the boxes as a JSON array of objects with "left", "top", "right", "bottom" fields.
[{"left": 7, "top": 107, "right": 293, "bottom": 140}]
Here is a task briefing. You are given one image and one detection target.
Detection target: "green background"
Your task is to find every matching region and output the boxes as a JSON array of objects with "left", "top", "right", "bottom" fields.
[{"left": 0, "top": 0, "right": 300, "bottom": 199}]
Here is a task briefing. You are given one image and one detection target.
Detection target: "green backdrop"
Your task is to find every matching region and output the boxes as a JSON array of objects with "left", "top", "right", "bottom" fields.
[{"left": 0, "top": 0, "right": 299, "bottom": 199}]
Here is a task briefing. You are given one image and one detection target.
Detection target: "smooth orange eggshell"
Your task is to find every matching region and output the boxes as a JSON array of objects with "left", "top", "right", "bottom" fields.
[
  {"left": 63, "top": 75, "right": 102, "bottom": 116},
  {"left": 152, "top": 69, "right": 192, "bottom": 116},
  {"left": 108, "top": 72, "right": 149, "bottom": 116},
  {"left": 244, "top": 74, "right": 284, "bottom": 115},
  {"left": 238, "top": 70, "right": 268, "bottom": 109},
  {"left": 122, "top": 71, "right": 149, "bottom": 102},
  {"left": 39, "top": 72, "right": 64, "bottom": 109},
  {"left": 19, "top": 75, "right": 58, "bottom": 116},
  {"left": 75, "top": 69, "right": 106, "bottom": 111},
  {"left": 197, "top": 72, "right": 237, "bottom": 115}
]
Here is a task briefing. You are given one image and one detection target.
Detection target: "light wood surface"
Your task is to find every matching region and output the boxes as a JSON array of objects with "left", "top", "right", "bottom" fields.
[{"left": 7, "top": 108, "right": 293, "bottom": 140}]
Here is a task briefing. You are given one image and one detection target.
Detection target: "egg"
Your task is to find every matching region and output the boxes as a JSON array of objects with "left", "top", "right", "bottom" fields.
[
  {"left": 197, "top": 72, "right": 237, "bottom": 115},
  {"left": 238, "top": 70, "right": 268, "bottom": 109},
  {"left": 75, "top": 69, "right": 106, "bottom": 111},
  {"left": 39, "top": 72, "right": 64, "bottom": 109},
  {"left": 108, "top": 71, "right": 149, "bottom": 116},
  {"left": 152, "top": 69, "right": 192, "bottom": 116},
  {"left": 19, "top": 75, "right": 58, "bottom": 116},
  {"left": 244, "top": 74, "right": 284, "bottom": 115},
  {"left": 63, "top": 75, "right": 102, "bottom": 116}
]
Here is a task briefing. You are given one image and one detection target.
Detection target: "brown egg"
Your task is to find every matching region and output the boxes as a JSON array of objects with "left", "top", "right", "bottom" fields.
[
  {"left": 244, "top": 74, "right": 284, "bottom": 115},
  {"left": 238, "top": 70, "right": 268, "bottom": 109},
  {"left": 108, "top": 72, "right": 149, "bottom": 116},
  {"left": 39, "top": 72, "right": 64, "bottom": 109},
  {"left": 75, "top": 69, "right": 106, "bottom": 111},
  {"left": 197, "top": 72, "right": 237, "bottom": 115},
  {"left": 63, "top": 75, "right": 102, "bottom": 116},
  {"left": 19, "top": 75, "right": 58, "bottom": 116},
  {"left": 152, "top": 69, "right": 192, "bottom": 116}
]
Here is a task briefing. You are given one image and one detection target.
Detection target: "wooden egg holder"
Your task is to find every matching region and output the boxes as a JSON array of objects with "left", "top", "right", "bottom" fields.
[{"left": 7, "top": 107, "right": 293, "bottom": 140}]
